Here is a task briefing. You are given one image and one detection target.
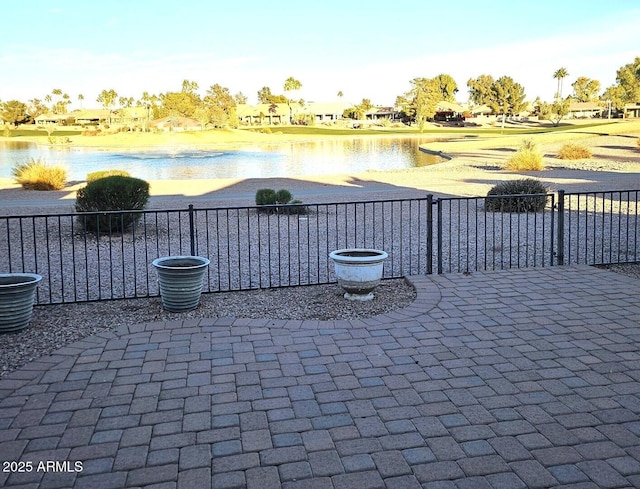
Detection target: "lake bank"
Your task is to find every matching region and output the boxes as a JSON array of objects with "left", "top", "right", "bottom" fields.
[
  {"left": 1, "top": 126, "right": 442, "bottom": 151},
  {"left": 1, "top": 121, "right": 639, "bottom": 214},
  {"left": 5, "top": 119, "right": 639, "bottom": 152}
]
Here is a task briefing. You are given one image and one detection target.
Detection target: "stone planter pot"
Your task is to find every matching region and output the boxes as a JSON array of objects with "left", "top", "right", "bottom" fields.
[
  {"left": 152, "top": 256, "right": 210, "bottom": 312},
  {"left": 329, "top": 248, "right": 388, "bottom": 301},
  {"left": 0, "top": 273, "right": 43, "bottom": 333}
]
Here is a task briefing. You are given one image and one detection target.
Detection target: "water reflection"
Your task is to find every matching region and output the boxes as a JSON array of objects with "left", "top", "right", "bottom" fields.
[{"left": 0, "top": 138, "right": 445, "bottom": 181}]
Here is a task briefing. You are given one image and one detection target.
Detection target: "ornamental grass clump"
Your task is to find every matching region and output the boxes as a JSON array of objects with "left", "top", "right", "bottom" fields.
[
  {"left": 505, "top": 139, "right": 545, "bottom": 171},
  {"left": 86, "top": 169, "right": 131, "bottom": 183},
  {"left": 75, "top": 175, "right": 150, "bottom": 233},
  {"left": 12, "top": 159, "right": 67, "bottom": 190},
  {"left": 557, "top": 143, "right": 592, "bottom": 160},
  {"left": 485, "top": 178, "right": 549, "bottom": 213}
]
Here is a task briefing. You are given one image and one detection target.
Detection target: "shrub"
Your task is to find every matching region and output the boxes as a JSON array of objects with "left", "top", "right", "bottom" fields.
[
  {"left": 281, "top": 199, "right": 309, "bottom": 215},
  {"left": 255, "top": 188, "right": 307, "bottom": 214},
  {"left": 485, "top": 178, "right": 549, "bottom": 213},
  {"left": 519, "top": 138, "right": 538, "bottom": 152},
  {"left": 505, "top": 139, "right": 544, "bottom": 171},
  {"left": 12, "top": 159, "right": 67, "bottom": 190},
  {"left": 557, "top": 143, "right": 592, "bottom": 160},
  {"left": 275, "top": 189, "right": 292, "bottom": 204},
  {"left": 47, "top": 136, "right": 71, "bottom": 145},
  {"left": 255, "top": 188, "right": 277, "bottom": 206},
  {"left": 255, "top": 188, "right": 294, "bottom": 206},
  {"left": 75, "top": 175, "right": 150, "bottom": 233},
  {"left": 86, "top": 169, "right": 131, "bottom": 183},
  {"left": 505, "top": 149, "right": 544, "bottom": 171}
]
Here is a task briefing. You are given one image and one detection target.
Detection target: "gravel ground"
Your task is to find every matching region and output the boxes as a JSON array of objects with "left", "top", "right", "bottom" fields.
[
  {"left": 0, "top": 278, "right": 415, "bottom": 377},
  {"left": 1, "top": 131, "right": 639, "bottom": 377},
  {"left": 596, "top": 262, "right": 640, "bottom": 278}
]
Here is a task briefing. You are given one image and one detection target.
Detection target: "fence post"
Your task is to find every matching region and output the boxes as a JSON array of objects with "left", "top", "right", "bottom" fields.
[
  {"left": 426, "top": 194, "right": 433, "bottom": 275},
  {"left": 557, "top": 190, "right": 565, "bottom": 266},
  {"left": 436, "top": 198, "right": 443, "bottom": 274},
  {"left": 188, "top": 204, "right": 196, "bottom": 256}
]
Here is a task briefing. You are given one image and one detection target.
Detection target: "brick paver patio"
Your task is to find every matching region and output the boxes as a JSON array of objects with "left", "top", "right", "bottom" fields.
[{"left": 1, "top": 265, "right": 639, "bottom": 488}]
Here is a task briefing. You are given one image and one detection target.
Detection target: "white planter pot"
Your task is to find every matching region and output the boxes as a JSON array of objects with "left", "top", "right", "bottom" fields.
[
  {"left": 152, "top": 256, "right": 210, "bottom": 312},
  {"left": 329, "top": 248, "right": 388, "bottom": 301},
  {"left": 0, "top": 273, "right": 43, "bottom": 332}
]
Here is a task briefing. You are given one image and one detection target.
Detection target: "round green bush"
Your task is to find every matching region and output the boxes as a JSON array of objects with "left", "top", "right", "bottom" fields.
[
  {"left": 255, "top": 188, "right": 277, "bottom": 206},
  {"left": 485, "top": 178, "right": 549, "bottom": 213},
  {"left": 76, "top": 175, "right": 150, "bottom": 233},
  {"left": 275, "top": 189, "right": 292, "bottom": 204}
]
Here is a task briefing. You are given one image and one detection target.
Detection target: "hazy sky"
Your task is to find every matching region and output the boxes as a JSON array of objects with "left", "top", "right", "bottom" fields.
[{"left": 1, "top": 0, "right": 638, "bottom": 108}]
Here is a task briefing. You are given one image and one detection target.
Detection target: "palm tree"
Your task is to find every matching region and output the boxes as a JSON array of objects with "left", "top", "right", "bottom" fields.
[
  {"left": 78, "top": 94, "right": 84, "bottom": 109},
  {"left": 50, "top": 89, "right": 63, "bottom": 114},
  {"left": 283, "top": 76, "right": 302, "bottom": 123},
  {"left": 553, "top": 67, "right": 569, "bottom": 100},
  {"left": 97, "top": 89, "right": 118, "bottom": 125}
]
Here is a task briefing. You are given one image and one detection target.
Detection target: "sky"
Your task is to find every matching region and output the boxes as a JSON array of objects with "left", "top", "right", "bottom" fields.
[{"left": 1, "top": 0, "right": 639, "bottom": 109}]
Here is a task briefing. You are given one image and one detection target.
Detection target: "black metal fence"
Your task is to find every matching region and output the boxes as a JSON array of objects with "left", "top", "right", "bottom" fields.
[
  {"left": 1, "top": 199, "right": 429, "bottom": 305},
  {"left": 435, "top": 193, "right": 556, "bottom": 273},
  {"left": 1, "top": 190, "right": 638, "bottom": 305},
  {"left": 559, "top": 189, "right": 640, "bottom": 266}
]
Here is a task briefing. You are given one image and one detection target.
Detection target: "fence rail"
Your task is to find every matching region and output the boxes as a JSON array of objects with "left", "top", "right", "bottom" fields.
[
  {"left": 435, "top": 193, "right": 556, "bottom": 274},
  {"left": 1, "top": 199, "right": 429, "bottom": 305},
  {"left": 1, "top": 190, "right": 638, "bottom": 305},
  {"left": 560, "top": 189, "right": 640, "bottom": 266}
]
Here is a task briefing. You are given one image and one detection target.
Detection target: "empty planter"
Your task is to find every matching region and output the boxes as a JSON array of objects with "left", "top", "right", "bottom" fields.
[
  {"left": 152, "top": 256, "right": 210, "bottom": 312},
  {"left": 329, "top": 248, "right": 388, "bottom": 301},
  {"left": 0, "top": 273, "right": 43, "bottom": 332}
]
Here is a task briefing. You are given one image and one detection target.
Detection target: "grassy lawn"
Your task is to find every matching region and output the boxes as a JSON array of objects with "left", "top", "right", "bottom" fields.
[
  {"left": 1, "top": 120, "right": 637, "bottom": 152},
  {"left": 246, "top": 122, "right": 618, "bottom": 137},
  {"left": 3, "top": 129, "right": 82, "bottom": 137}
]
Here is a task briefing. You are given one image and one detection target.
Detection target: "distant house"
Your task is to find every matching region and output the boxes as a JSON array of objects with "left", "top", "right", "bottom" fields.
[
  {"left": 469, "top": 105, "right": 492, "bottom": 116},
  {"left": 365, "top": 106, "right": 401, "bottom": 121},
  {"left": 237, "top": 102, "right": 351, "bottom": 125},
  {"left": 34, "top": 113, "right": 72, "bottom": 125},
  {"left": 237, "top": 103, "right": 289, "bottom": 125},
  {"left": 434, "top": 101, "right": 465, "bottom": 121},
  {"left": 72, "top": 109, "right": 110, "bottom": 125},
  {"left": 623, "top": 102, "right": 640, "bottom": 118},
  {"left": 305, "top": 102, "right": 351, "bottom": 122},
  {"left": 567, "top": 102, "right": 602, "bottom": 119},
  {"left": 34, "top": 108, "right": 148, "bottom": 126},
  {"left": 111, "top": 107, "right": 148, "bottom": 126}
]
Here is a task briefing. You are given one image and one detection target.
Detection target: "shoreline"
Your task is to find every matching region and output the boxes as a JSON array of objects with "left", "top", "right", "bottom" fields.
[
  {"left": 1, "top": 122, "right": 639, "bottom": 213},
  {"left": 3, "top": 119, "right": 639, "bottom": 151}
]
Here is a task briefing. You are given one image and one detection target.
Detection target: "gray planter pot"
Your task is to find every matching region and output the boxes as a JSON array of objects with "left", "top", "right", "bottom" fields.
[
  {"left": 329, "top": 248, "right": 388, "bottom": 301},
  {"left": 0, "top": 273, "right": 43, "bottom": 333},
  {"left": 152, "top": 256, "right": 210, "bottom": 312}
]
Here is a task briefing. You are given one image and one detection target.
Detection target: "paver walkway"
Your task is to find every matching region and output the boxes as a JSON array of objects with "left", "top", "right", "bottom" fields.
[{"left": 1, "top": 265, "right": 639, "bottom": 488}]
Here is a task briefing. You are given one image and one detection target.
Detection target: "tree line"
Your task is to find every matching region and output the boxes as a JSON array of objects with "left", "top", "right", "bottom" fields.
[{"left": 2, "top": 56, "right": 639, "bottom": 128}]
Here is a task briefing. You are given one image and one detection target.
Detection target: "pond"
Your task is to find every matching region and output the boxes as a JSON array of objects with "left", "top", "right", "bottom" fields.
[{"left": 0, "top": 138, "right": 444, "bottom": 181}]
